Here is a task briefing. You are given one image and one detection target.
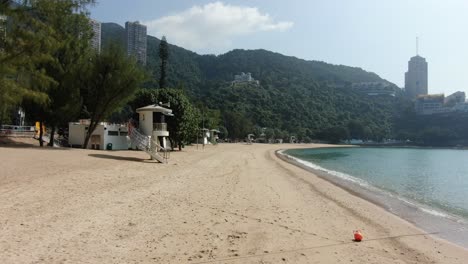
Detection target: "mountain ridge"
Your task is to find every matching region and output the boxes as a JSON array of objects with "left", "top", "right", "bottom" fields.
[{"left": 101, "top": 23, "right": 398, "bottom": 89}]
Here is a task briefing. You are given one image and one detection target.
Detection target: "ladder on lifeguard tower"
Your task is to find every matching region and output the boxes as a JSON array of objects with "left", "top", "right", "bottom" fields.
[{"left": 128, "top": 126, "right": 169, "bottom": 163}]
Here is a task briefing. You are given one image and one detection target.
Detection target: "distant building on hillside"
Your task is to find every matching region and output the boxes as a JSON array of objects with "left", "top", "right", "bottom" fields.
[
  {"left": 125, "top": 21, "right": 147, "bottom": 65},
  {"left": 444, "top": 91, "right": 465, "bottom": 106},
  {"left": 232, "top": 72, "right": 259, "bottom": 86},
  {"left": 405, "top": 55, "right": 428, "bottom": 99},
  {"left": 415, "top": 94, "right": 445, "bottom": 115},
  {"left": 89, "top": 19, "right": 101, "bottom": 53},
  {"left": 452, "top": 102, "right": 468, "bottom": 112},
  {"left": 415, "top": 92, "right": 468, "bottom": 115}
]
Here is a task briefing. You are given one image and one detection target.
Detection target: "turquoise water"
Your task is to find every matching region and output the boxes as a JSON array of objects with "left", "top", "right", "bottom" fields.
[{"left": 284, "top": 147, "right": 468, "bottom": 222}]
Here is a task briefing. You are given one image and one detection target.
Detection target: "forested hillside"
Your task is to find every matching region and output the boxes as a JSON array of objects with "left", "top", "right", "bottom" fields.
[{"left": 102, "top": 23, "right": 405, "bottom": 141}]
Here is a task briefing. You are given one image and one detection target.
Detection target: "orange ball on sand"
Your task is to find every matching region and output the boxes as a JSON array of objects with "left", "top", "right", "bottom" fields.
[{"left": 354, "top": 230, "right": 363, "bottom": 242}]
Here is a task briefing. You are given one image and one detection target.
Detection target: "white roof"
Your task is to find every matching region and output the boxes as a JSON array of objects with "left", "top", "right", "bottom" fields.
[{"left": 136, "top": 104, "right": 173, "bottom": 115}]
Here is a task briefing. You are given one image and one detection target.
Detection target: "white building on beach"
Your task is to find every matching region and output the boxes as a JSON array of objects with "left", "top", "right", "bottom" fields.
[{"left": 68, "top": 120, "right": 129, "bottom": 150}]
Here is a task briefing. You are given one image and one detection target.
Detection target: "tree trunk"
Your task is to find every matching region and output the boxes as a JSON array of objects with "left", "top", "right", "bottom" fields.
[
  {"left": 83, "top": 125, "right": 92, "bottom": 149},
  {"left": 83, "top": 119, "right": 100, "bottom": 149},
  {"left": 178, "top": 140, "right": 182, "bottom": 151},
  {"left": 169, "top": 137, "right": 175, "bottom": 151},
  {"left": 39, "top": 121, "right": 44, "bottom": 147},
  {"left": 83, "top": 121, "right": 95, "bottom": 149},
  {"left": 48, "top": 126, "right": 56, "bottom": 147}
]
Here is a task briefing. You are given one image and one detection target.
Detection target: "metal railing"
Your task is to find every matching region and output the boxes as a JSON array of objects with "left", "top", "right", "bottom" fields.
[
  {"left": 153, "top": 123, "right": 167, "bottom": 131},
  {"left": 128, "top": 125, "right": 169, "bottom": 163},
  {"left": 0, "top": 125, "right": 35, "bottom": 137}
]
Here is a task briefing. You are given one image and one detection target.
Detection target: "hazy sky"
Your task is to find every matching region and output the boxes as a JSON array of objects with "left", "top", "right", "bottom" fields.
[{"left": 90, "top": 0, "right": 468, "bottom": 95}]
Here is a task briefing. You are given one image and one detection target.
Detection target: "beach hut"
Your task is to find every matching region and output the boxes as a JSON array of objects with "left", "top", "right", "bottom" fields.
[
  {"left": 135, "top": 104, "right": 173, "bottom": 149},
  {"left": 68, "top": 120, "right": 129, "bottom": 150}
]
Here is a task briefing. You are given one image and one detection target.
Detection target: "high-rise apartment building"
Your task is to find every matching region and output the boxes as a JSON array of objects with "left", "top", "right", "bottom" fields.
[
  {"left": 125, "top": 21, "right": 147, "bottom": 65},
  {"left": 89, "top": 19, "right": 101, "bottom": 53},
  {"left": 405, "top": 55, "right": 428, "bottom": 99}
]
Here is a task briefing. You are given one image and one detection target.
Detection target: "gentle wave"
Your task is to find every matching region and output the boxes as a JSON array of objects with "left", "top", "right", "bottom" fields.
[
  {"left": 280, "top": 150, "right": 372, "bottom": 188},
  {"left": 279, "top": 149, "right": 462, "bottom": 223}
]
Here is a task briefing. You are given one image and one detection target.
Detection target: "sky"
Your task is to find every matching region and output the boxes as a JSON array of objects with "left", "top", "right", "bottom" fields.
[{"left": 90, "top": 0, "right": 468, "bottom": 95}]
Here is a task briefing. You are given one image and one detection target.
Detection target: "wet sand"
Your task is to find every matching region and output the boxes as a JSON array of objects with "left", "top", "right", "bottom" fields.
[{"left": 0, "top": 143, "right": 467, "bottom": 263}]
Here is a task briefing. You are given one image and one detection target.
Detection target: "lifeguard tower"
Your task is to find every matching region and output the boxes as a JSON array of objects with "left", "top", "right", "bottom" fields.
[
  {"left": 209, "top": 129, "right": 220, "bottom": 144},
  {"left": 128, "top": 104, "right": 173, "bottom": 163}
]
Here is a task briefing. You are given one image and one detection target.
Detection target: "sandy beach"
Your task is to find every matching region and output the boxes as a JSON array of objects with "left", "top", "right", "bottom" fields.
[{"left": 1, "top": 143, "right": 467, "bottom": 263}]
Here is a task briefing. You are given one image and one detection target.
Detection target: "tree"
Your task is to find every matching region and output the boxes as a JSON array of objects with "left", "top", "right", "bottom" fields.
[
  {"left": 218, "top": 125, "right": 228, "bottom": 140},
  {"left": 223, "top": 111, "right": 253, "bottom": 140},
  {"left": 128, "top": 89, "right": 158, "bottom": 115},
  {"left": 154, "top": 88, "right": 199, "bottom": 150},
  {"left": 196, "top": 104, "right": 221, "bottom": 129},
  {"left": 318, "top": 126, "right": 349, "bottom": 144},
  {"left": 347, "top": 120, "right": 366, "bottom": 139},
  {"left": 2, "top": 0, "right": 94, "bottom": 146},
  {"left": 0, "top": 0, "right": 58, "bottom": 124},
  {"left": 158, "top": 36, "right": 169, "bottom": 88},
  {"left": 81, "top": 44, "right": 144, "bottom": 148},
  {"left": 40, "top": 0, "right": 94, "bottom": 146}
]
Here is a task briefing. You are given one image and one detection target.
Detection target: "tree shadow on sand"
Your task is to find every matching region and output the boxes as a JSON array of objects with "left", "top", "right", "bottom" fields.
[
  {"left": 88, "top": 153, "right": 155, "bottom": 163},
  {"left": 0, "top": 137, "right": 71, "bottom": 150}
]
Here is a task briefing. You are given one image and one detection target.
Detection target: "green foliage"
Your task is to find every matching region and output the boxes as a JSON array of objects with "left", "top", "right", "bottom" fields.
[
  {"left": 41, "top": 1, "right": 94, "bottom": 145},
  {"left": 218, "top": 126, "right": 228, "bottom": 139},
  {"left": 1, "top": 0, "right": 95, "bottom": 147},
  {"left": 395, "top": 112, "right": 468, "bottom": 146},
  {"left": 0, "top": 0, "right": 60, "bottom": 122},
  {"left": 317, "top": 126, "right": 350, "bottom": 144},
  {"left": 197, "top": 104, "right": 221, "bottom": 130},
  {"left": 223, "top": 111, "right": 254, "bottom": 140},
  {"left": 81, "top": 44, "right": 144, "bottom": 147},
  {"left": 128, "top": 89, "right": 158, "bottom": 115},
  {"left": 95, "top": 23, "right": 453, "bottom": 144},
  {"left": 120, "top": 37, "right": 402, "bottom": 141},
  {"left": 347, "top": 120, "right": 371, "bottom": 140}
]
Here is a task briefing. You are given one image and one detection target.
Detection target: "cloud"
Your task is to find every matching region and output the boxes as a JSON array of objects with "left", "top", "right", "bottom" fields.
[{"left": 144, "top": 2, "right": 293, "bottom": 52}]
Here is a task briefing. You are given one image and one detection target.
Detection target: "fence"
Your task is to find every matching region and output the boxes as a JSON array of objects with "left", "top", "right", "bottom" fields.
[{"left": 0, "top": 125, "right": 35, "bottom": 137}]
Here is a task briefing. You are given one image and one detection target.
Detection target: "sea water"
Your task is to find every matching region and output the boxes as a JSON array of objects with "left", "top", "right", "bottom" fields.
[{"left": 283, "top": 147, "right": 468, "bottom": 248}]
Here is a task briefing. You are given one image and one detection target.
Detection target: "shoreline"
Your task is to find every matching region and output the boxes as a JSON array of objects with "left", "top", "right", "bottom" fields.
[{"left": 276, "top": 147, "right": 468, "bottom": 250}]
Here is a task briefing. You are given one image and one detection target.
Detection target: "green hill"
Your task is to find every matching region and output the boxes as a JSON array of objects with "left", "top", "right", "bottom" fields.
[{"left": 101, "top": 23, "right": 404, "bottom": 141}]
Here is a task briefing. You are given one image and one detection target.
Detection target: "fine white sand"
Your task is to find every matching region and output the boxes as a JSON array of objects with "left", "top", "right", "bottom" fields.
[{"left": 0, "top": 142, "right": 467, "bottom": 263}]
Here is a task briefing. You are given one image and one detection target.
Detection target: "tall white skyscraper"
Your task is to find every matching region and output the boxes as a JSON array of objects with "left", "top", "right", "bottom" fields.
[
  {"left": 125, "top": 21, "right": 147, "bottom": 65},
  {"left": 89, "top": 19, "right": 101, "bottom": 53},
  {"left": 405, "top": 39, "right": 428, "bottom": 99},
  {"left": 405, "top": 55, "right": 428, "bottom": 99}
]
